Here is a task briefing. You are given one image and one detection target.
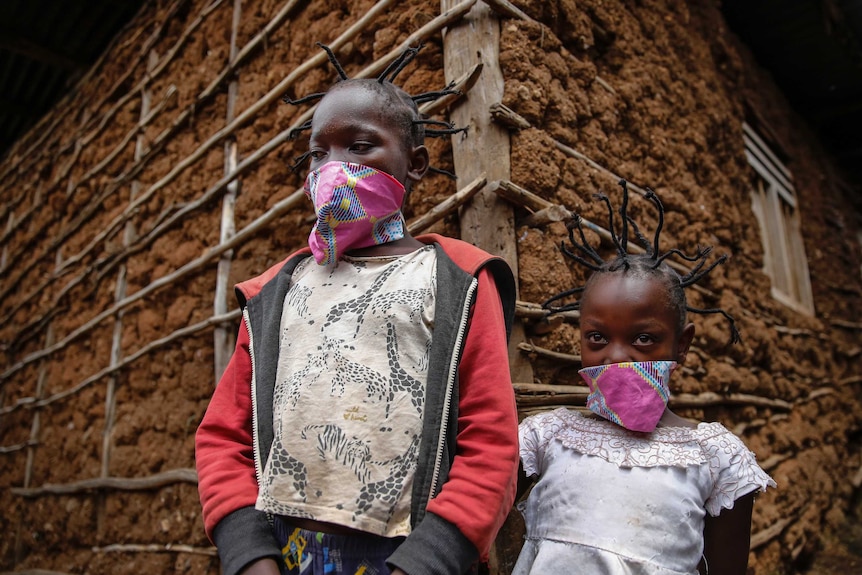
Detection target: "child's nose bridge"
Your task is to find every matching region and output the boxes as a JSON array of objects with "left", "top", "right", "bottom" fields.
[
  {"left": 327, "top": 148, "right": 351, "bottom": 163},
  {"left": 604, "top": 342, "right": 633, "bottom": 364}
]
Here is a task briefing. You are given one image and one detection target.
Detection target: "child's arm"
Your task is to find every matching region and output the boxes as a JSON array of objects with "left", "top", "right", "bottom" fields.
[
  {"left": 196, "top": 322, "right": 282, "bottom": 574},
  {"left": 238, "top": 558, "right": 281, "bottom": 574},
  {"left": 700, "top": 491, "right": 756, "bottom": 575}
]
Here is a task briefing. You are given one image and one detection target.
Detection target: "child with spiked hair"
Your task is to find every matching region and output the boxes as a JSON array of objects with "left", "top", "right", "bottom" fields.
[
  {"left": 195, "top": 44, "right": 519, "bottom": 575},
  {"left": 513, "top": 181, "right": 775, "bottom": 575}
]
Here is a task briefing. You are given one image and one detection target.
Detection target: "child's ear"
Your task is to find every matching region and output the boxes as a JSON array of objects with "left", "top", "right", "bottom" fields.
[
  {"left": 676, "top": 322, "right": 695, "bottom": 364},
  {"left": 407, "top": 145, "right": 430, "bottom": 183}
]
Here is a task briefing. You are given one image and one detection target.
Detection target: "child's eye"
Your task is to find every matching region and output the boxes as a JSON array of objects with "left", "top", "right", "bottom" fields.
[
  {"left": 634, "top": 334, "right": 655, "bottom": 345},
  {"left": 584, "top": 332, "right": 606, "bottom": 344},
  {"left": 309, "top": 149, "right": 325, "bottom": 160},
  {"left": 350, "top": 142, "right": 373, "bottom": 153}
]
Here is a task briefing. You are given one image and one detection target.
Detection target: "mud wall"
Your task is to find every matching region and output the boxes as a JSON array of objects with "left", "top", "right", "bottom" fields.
[{"left": 0, "top": 1, "right": 859, "bottom": 574}]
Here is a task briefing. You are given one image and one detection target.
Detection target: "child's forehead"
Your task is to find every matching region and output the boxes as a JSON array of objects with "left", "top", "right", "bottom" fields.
[
  {"left": 320, "top": 82, "right": 391, "bottom": 110},
  {"left": 312, "top": 84, "right": 396, "bottom": 127},
  {"left": 583, "top": 272, "right": 671, "bottom": 308},
  {"left": 580, "top": 274, "right": 679, "bottom": 328},
  {"left": 587, "top": 270, "right": 662, "bottom": 289}
]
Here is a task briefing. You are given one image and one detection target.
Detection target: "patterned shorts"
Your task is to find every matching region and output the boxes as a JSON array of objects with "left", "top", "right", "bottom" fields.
[{"left": 273, "top": 516, "right": 404, "bottom": 575}]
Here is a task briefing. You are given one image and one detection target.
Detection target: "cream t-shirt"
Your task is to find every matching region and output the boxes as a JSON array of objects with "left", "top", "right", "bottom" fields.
[{"left": 256, "top": 246, "right": 437, "bottom": 537}]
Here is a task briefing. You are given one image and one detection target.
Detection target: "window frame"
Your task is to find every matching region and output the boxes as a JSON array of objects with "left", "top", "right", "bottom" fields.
[{"left": 743, "top": 122, "right": 814, "bottom": 315}]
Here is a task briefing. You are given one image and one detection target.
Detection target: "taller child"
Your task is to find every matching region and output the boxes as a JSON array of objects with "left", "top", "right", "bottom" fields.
[{"left": 196, "top": 46, "right": 520, "bottom": 575}]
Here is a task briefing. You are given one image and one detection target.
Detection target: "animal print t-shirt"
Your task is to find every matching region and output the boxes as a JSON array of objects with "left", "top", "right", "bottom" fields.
[{"left": 255, "top": 246, "right": 436, "bottom": 537}]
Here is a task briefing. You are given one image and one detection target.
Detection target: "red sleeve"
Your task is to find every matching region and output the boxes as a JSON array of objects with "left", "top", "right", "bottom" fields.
[
  {"left": 195, "top": 319, "right": 260, "bottom": 541},
  {"left": 424, "top": 266, "right": 520, "bottom": 557}
]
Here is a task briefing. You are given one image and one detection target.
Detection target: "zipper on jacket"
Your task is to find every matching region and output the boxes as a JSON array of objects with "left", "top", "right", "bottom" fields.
[
  {"left": 244, "top": 308, "right": 265, "bottom": 486},
  {"left": 428, "top": 277, "right": 478, "bottom": 499}
]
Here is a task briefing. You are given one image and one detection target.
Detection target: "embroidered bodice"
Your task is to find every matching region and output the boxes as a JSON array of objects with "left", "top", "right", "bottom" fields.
[{"left": 513, "top": 408, "right": 775, "bottom": 575}]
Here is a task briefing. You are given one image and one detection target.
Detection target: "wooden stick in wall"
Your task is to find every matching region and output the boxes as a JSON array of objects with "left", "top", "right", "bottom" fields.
[{"left": 11, "top": 468, "right": 198, "bottom": 497}]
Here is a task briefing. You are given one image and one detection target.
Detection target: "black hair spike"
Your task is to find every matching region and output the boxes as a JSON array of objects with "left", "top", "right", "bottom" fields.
[
  {"left": 289, "top": 150, "right": 311, "bottom": 173},
  {"left": 288, "top": 119, "right": 313, "bottom": 140},
  {"left": 688, "top": 306, "right": 742, "bottom": 345},
  {"left": 282, "top": 92, "right": 326, "bottom": 106},
  {"left": 427, "top": 166, "right": 458, "bottom": 180},
  {"left": 594, "top": 193, "right": 625, "bottom": 260},
  {"left": 425, "top": 126, "right": 469, "bottom": 138},
  {"left": 626, "top": 215, "right": 652, "bottom": 253},
  {"left": 679, "top": 253, "right": 729, "bottom": 288},
  {"left": 643, "top": 187, "right": 663, "bottom": 257},
  {"left": 317, "top": 42, "right": 349, "bottom": 80},
  {"left": 379, "top": 44, "right": 423, "bottom": 83},
  {"left": 416, "top": 119, "right": 468, "bottom": 138},
  {"left": 542, "top": 286, "right": 585, "bottom": 312},
  {"left": 416, "top": 119, "right": 455, "bottom": 129},
  {"left": 413, "top": 85, "right": 461, "bottom": 104},
  {"left": 653, "top": 246, "right": 711, "bottom": 269},
  {"left": 617, "top": 180, "right": 630, "bottom": 254},
  {"left": 564, "top": 216, "right": 604, "bottom": 268}
]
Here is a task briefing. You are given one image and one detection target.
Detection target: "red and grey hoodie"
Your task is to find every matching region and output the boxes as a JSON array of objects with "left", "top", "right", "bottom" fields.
[{"left": 195, "top": 234, "right": 520, "bottom": 575}]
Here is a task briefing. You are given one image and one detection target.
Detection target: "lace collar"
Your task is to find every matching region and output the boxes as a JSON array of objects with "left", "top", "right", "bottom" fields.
[{"left": 540, "top": 408, "right": 731, "bottom": 469}]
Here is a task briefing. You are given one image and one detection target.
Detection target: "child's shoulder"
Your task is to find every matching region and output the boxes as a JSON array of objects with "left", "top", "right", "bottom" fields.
[
  {"left": 417, "top": 233, "right": 503, "bottom": 271},
  {"left": 521, "top": 408, "right": 754, "bottom": 469},
  {"left": 235, "top": 249, "right": 312, "bottom": 303},
  {"left": 520, "top": 407, "right": 585, "bottom": 429}
]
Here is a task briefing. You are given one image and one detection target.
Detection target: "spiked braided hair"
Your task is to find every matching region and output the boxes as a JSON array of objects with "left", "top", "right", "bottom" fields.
[
  {"left": 543, "top": 179, "right": 741, "bottom": 344},
  {"left": 283, "top": 43, "right": 465, "bottom": 176}
]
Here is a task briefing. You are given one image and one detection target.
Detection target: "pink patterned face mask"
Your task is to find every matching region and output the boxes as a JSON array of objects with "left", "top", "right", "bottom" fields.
[
  {"left": 304, "top": 161, "right": 407, "bottom": 265},
  {"left": 577, "top": 361, "right": 677, "bottom": 432}
]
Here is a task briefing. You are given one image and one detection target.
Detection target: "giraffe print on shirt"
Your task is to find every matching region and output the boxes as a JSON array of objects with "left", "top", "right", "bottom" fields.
[
  {"left": 352, "top": 435, "right": 420, "bottom": 524},
  {"left": 323, "top": 250, "right": 433, "bottom": 338},
  {"left": 383, "top": 321, "right": 425, "bottom": 416}
]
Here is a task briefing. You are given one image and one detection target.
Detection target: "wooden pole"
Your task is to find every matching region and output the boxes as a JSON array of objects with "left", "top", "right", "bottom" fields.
[
  {"left": 439, "top": 0, "right": 532, "bottom": 379},
  {"left": 14, "top": 322, "right": 54, "bottom": 563},
  {"left": 214, "top": 0, "right": 243, "bottom": 383},
  {"left": 440, "top": 3, "right": 532, "bottom": 572}
]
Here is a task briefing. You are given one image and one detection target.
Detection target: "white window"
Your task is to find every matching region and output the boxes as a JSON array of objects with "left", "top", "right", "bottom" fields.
[{"left": 743, "top": 122, "right": 814, "bottom": 315}]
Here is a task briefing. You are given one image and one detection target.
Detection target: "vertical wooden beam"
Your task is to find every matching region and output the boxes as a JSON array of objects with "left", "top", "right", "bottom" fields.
[
  {"left": 439, "top": 0, "right": 532, "bottom": 381},
  {"left": 97, "top": 48, "right": 158, "bottom": 537},
  {"left": 213, "top": 0, "right": 243, "bottom": 383},
  {"left": 440, "top": 3, "right": 532, "bottom": 573},
  {"left": 14, "top": 311, "right": 54, "bottom": 563},
  {"left": 2, "top": 209, "right": 12, "bottom": 269}
]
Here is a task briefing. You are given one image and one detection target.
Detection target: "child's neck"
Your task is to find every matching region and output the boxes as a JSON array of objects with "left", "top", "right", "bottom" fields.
[
  {"left": 345, "top": 236, "right": 425, "bottom": 257},
  {"left": 657, "top": 409, "right": 697, "bottom": 429}
]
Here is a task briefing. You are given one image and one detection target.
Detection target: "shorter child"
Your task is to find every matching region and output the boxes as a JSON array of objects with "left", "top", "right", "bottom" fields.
[{"left": 514, "top": 181, "right": 775, "bottom": 575}]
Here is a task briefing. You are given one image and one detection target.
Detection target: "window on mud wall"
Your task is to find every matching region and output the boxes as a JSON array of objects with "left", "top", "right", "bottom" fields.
[{"left": 743, "top": 122, "right": 815, "bottom": 315}]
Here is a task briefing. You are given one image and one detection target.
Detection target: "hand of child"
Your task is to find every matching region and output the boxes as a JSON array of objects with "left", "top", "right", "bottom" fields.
[
  {"left": 239, "top": 557, "right": 281, "bottom": 575},
  {"left": 390, "top": 569, "right": 408, "bottom": 575}
]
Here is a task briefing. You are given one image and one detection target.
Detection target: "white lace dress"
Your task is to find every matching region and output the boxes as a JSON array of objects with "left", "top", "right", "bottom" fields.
[{"left": 513, "top": 408, "right": 775, "bottom": 575}]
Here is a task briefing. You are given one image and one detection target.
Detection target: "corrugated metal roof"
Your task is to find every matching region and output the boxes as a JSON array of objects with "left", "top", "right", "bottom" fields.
[{"left": 0, "top": 0, "right": 146, "bottom": 156}]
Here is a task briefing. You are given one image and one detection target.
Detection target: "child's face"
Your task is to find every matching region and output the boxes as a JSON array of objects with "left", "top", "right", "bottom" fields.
[
  {"left": 578, "top": 273, "right": 694, "bottom": 368},
  {"left": 307, "top": 83, "right": 429, "bottom": 190}
]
